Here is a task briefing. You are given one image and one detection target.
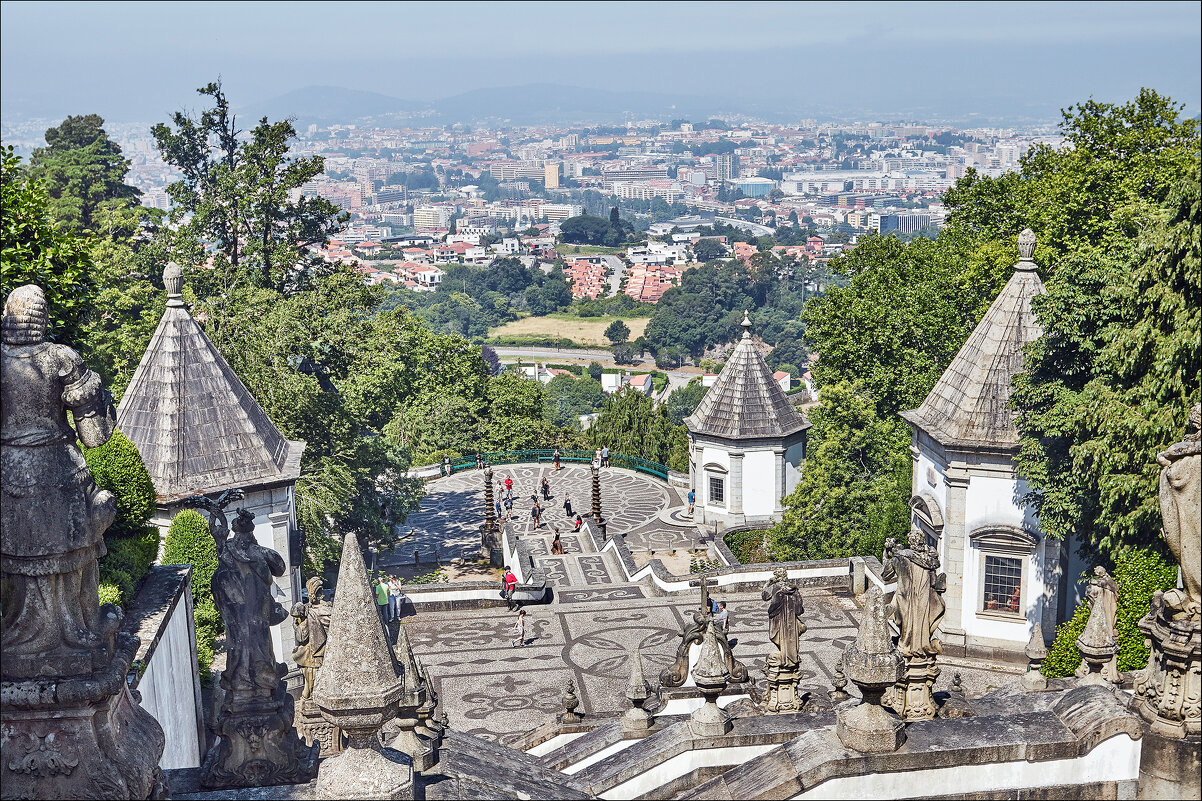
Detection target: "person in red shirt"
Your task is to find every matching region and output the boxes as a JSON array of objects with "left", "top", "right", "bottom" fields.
[{"left": 502, "top": 566, "right": 518, "bottom": 610}]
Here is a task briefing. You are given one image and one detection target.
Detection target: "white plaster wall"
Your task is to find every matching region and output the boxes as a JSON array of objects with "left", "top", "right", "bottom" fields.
[
  {"left": 743, "top": 450, "right": 777, "bottom": 516},
  {"left": 700, "top": 447, "right": 730, "bottom": 509},
  {"left": 599, "top": 744, "right": 777, "bottom": 800},
  {"left": 913, "top": 448, "right": 948, "bottom": 517},
  {"left": 137, "top": 593, "right": 203, "bottom": 769},
  {"left": 784, "top": 441, "right": 805, "bottom": 495},
  {"left": 964, "top": 475, "right": 1026, "bottom": 534},
  {"left": 791, "top": 733, "right": 1140, "bottom": 799},
  {"left": 526, "top": 732, "right": 587, "bottom": 757}
]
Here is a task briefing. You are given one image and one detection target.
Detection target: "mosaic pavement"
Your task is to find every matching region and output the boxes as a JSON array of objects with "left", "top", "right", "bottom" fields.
[
  {"left": 382, "top": 464, "right": 1023, "bottom": 746},
  {"left": 398, "top": 588, "right": 1022, "bottom": 745}
]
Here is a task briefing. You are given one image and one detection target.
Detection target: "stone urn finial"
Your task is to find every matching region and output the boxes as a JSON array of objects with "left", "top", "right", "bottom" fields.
[
  {"left": 741, "top": 310, "right": 752, "bottom": 339},
  {"left": 1022, "top": 623, "right": 1049, "bottom": 691},
  {"left": 560, "top": 680, "right": 582, "bottom": 724},
  {"left": 622, "top": 648, "right": 653, "bottom": 733},
  {"left": 689, "top": 624, "right": 732, "bottom": 736},
  {"left": 1016, "top": 229, "right": 1037, "bottom": 269},
  {"left": 164, "top": 262, "right": 184, "bottom": 306},
  {"left": 836, "top": 586, "right": 905, "bottom": 752}
]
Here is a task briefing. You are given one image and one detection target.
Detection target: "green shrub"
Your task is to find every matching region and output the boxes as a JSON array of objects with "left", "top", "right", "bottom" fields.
[
  {"left": 194, "top": 599, "right": 220, "bottom": 684},
  {"left": 85, "top": 430, "right": 159, "bottom": 604},
  {"left": 162, "top": 510, "right": 218, "bottom": 608},
  {"left": 84, "top": 430, "right": 156, "bottom": 539},
  {"left": 98, "top": 581, "right": 123, "bottom": 607},
  {"left": 1044, "top": 547, "right": 1177, "bottom": 678},
  {"left": 723, "top": 528, "right": 774, "bottom": 564}
]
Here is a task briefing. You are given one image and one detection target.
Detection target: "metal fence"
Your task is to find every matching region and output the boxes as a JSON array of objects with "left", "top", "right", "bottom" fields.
[{"left": 445, "top": 449, "right": 669, "bottom": 480}]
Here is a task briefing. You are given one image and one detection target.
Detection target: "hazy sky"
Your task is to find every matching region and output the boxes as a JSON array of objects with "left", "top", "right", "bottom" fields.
[{"left": 2, "top": 1, "right": 1199, "bottom": 123}]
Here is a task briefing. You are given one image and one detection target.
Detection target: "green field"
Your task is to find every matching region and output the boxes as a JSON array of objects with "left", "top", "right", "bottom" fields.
[{"left": 490, "top": 315, "right": 649, "bottom": 346}]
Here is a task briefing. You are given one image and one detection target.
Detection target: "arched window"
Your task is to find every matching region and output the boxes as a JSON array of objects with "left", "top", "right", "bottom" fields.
[{"left": 910, "top": 492, "right": 944, "bottom": 550}]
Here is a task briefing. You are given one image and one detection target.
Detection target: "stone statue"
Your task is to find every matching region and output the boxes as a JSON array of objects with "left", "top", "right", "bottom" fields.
[
  {"left": 293, "top": 575, "right": 331, "bottom": 699},
  {"left": 1157, "top": 403, "right": 1201, "bottom": 619},
  {"left": 881, "top": 531, "right": 946, "bottom": 720},
  {"left": 763, "top": 567, "right": 806, "bottom": 666},
  {"left": 1132, "top": 404, "right": 1201, "bottom": 738},
  {"left": 1075, "top": 565, "right": 1120, "bottom": 686},
  {"left": 882, "top": 531, "right": 946, "bottom": 658},
  {"left": 1, "top": 285, "right": 120, "bottom": 677},
  {"left": 182, "top": 488, "right": 246, "bottom": 555},
  {"left": 1, "top": 284, "right": 166, "bottom": 799},
  {"left": 760, "top": 568, "right": 806, "bottom": 712},
  {"left": 202, "top": 509, "right": 318, "bottom": 788}
]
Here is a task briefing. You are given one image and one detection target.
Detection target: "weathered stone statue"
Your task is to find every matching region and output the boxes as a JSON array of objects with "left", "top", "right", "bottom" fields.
[
  {"left": 880, "top": 531, "right": 946, "bottom": 720},
  {"left": 1132, "top": 404, "right": 1201, "bottom": 738},
  {"left": 202, "top": 509, "right": 318, "bottom": 788},
  {"left": 1075, "top": 565, "right": 1120, "bottom": 686},
  {"left": 760, "top": 567, "right": 806, "bottom": 712},
  {"left": 1, "top": 284, "right": 166, "bottom": 799},
  {"left": 689, "top": 623, "right": 732, "bottom": 737},
  {"left": 837, "top": 586, "right": 905, "bottom": 753},
  {"left": 292, "top": 574, "right": 342, "bottom": 756}
]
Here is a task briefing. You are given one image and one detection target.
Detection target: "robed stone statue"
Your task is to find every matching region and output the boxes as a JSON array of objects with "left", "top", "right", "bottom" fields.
[
  {"left": 293, "top": 575, "right": 332, "bottom": 700},
  {"left": 763, "top": 567, "right": 806, "bottom": 668},
  {"left": 882, "top": 531, "right": 947, "bottom": 658}
]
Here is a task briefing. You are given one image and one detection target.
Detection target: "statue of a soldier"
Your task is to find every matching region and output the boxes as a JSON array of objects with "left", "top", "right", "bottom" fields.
[
  {"left": 1, "top": 285, "right": 120, "bottom": 677},
  {"left": 760, "top": 567, "right": 806, "bottom": 712}
]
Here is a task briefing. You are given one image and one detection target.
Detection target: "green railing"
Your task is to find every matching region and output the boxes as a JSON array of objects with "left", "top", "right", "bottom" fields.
[{"left": 446, "top": 449, "right": 669, "bottom": 480}]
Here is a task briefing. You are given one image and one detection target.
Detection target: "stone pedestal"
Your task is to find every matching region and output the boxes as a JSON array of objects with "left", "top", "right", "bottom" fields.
[
  {"left": 891, "top": 655, "right": 939, "bottom": 721},
  {"left": 761, "top": 663, "right": 803, "bottom": 713},
  {"left": 0, "top": 633, "right": 167, "bottom": 801},
  {"left": 295, "top": 696, "right": 343, "bottom": 758},
  {"left": 202, "top": 685, "right": 318, "bottom": 788},
  {"left": 836, "top": 693, "right": 905, "bottom": 754},
  {"left": 1076, "top": 637, "right": 1120, "bottom": 688},
  {"left": 837, "top": 586, "right": 906, "bottom": 753},
  {"left": 1136, "top": 729, "right": 1201, "bottom": 800},
  {"left": 316, "top": 734, "right": 413, "bottom": 801},
  {"left": 1132, "top": 595, "right": 1201, "bottom": 738}
]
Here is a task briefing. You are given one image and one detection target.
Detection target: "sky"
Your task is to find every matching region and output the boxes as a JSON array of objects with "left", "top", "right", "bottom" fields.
[{"left": 2, "top": 1, "right": 1199, "bottom": 125}]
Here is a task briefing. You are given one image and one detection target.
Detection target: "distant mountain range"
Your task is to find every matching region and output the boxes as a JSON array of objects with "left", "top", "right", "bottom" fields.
[{"left": 238, "top": 83, "right": 745, "bottom": 128}]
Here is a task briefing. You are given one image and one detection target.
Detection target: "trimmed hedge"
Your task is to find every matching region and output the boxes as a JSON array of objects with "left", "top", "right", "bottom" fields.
[
  {"left": 84, "top": 429, "right": 159, "bottom": 606},
  {"left": 1044, "top": 547, "right": 1178, "bottom": 677},
  {"left": 163, "top": 509, "right": 222, "bottom": 684},
  {"left": 723, "top": 528, "right": 774, "bottom": 564}
]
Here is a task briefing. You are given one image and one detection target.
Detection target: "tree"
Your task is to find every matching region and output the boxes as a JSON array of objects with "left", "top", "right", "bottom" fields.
[
  {"left": 665, "top": 378, "right": 708, "bottom": 425},
  {"left": 544, "top": 374, "right": 606, "bottom": 429},
  {"left": 611, "top": 343, "right": 636, "bottom": 365},
  {"left": 604, "top": 319, "right": 630, "bottom": 344},
  {"left": 28, "top": 114, "right": 142, "bottom": 234},
  {"left": 609, "top": 206, "right": 621, "bottom": 228},
  {"left": 788, "top": 210, "right": 799, "bottom": 227},
  {"left": 162, "top": 509, "right": 221, "bottom": 678},
  {"left": 589, "top": 388, "right": 688, "bottom": 471},
  {"left": 1, "top": 147, "right": 97, "bottom": 345},
  {"left": 1012, "top": 164, "right": 1201, "bottom": 556},
  {"left": 152, "top": 80, "right": 348, "bottom": 295},
  {"left": 481, "top": 344, "right": 502, "bottom": 376},
  {"left": 587, "top": 361, "right": 604, "bottom": 382},
  {"left": 693, "top": 239, "right": 726, "bottom": 262},
  {"left": 770, "top": 383, "right": 909, "bottom": 561}
]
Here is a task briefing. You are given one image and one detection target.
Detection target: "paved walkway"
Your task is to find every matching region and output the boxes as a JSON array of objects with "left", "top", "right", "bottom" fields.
[
  {"left": 399, "top": 587, "right": 1021, "bottom": 745},
  {"left": 388, "top": 464, "right": 699, "bottom": 570}
]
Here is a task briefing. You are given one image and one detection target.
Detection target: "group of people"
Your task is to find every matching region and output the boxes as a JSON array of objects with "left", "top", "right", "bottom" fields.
[
  {"left": 372, "top": 575, "right": 408, "bottom": 624},
  {"left": 490, "top": 471, "right": 582, "bottom": 532}
]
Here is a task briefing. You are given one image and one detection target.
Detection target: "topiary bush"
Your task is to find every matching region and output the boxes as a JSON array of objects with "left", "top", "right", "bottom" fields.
[
  {"left": 162, "top": 509, "right": 218, "bottom": 609},
  {"left": 84, "top": 429, "right": 159, "bottom": 606},
  {"left": 1043, "top": 547, "right": 1178, "bottom": 678},
  {"left": 163, "top": 509, "right": 223, "bottom": 683}
]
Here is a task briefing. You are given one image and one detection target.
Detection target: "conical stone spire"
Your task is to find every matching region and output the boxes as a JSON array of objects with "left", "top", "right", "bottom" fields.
[
  {"left": 390, "top": 623, "right": 435, "bottom": 770},
  {"left": 312, "top": 532, "right": 411, "bottom": 799},
  {"left": 690, "top": 624, "right": 732, "bottom": 736},
  {"left": 836, "top": 586, "right": 905, "bottom": 753}
]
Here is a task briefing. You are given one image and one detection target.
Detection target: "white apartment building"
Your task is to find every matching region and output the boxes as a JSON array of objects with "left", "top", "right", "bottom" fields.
[
  {"left": 611, "top": 180, "right": 685, "bottom": 203},
  {"left": 414, "top": 206, "right": 452, "bottom": 230},
  {"left": 542, "top": 203, "right": 584, "bottom": 221}
]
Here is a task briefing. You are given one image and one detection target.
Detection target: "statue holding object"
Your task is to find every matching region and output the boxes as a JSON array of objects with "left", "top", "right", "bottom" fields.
[{"left": 881, "top": 531, "right": 946, "bottom": 721}]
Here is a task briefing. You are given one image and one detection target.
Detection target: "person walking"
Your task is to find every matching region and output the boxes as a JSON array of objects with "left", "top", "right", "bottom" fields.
[
  {"left": 504, "top": 475, "right": 514, "bottom": 495},
  {"left": 714, "top": 600, "right": 730, "bottom": 636},
  {"left": 476, "top": 451, "right": 485, "bottom": 470},
  {"left": 373, "top": 577, "right": 390, "bottom": 627},
  {"left": 553, "top": 448, "right": 561, "bottom": 470},
  {"left": 550, "top": 529, "right": 565, "bottom": 555},
  {"left": 563, "top": 491, "right": 573, "bottom": 518},
  {"left": 502, "top": 566, "right": 518, "bottom": 611},
  {"left": 573, "top": 514, "right": 583, "bottom": 532},
  {"left": 494, "top": 498, "right": 503, "bottom": 519},
  {"left": 442, "top": 455, "right": 451, "bottom": 477},
  {"left": 512, "top": 609, "right": 527, "bottom": 648},
  {"left": 601, "top": 445, "right": 610, "bottom": 468},
  {"left": 687, "top": 488, "right": 695, "bottom": 516},
  {"left": 531, "top": 500, "right": 543, "bottom": 529},
  {"left": 541, "top": 477, "right": 551, "bottom": 501}
]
